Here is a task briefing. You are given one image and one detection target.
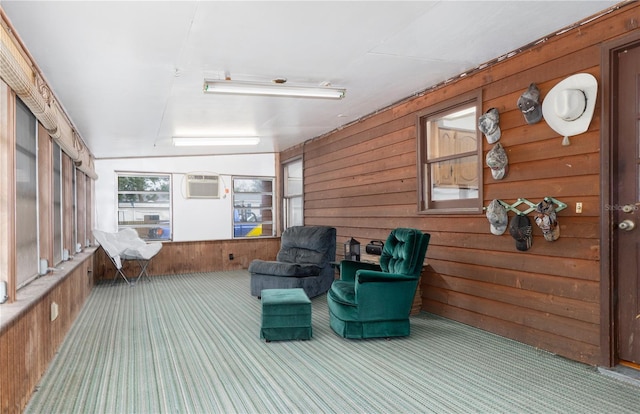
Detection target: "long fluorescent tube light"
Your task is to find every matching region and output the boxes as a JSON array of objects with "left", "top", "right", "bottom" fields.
[
  {"left": 172, "top": 137, "right": 260, "bottom": 147},
  {"left": 203, "top": 79, "right": 346, "bottom": 99}
]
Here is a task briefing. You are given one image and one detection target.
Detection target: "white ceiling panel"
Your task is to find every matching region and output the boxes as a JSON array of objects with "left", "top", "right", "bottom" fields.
[{"left": 0, "top": 0, "right": 620, "bottom": 158}]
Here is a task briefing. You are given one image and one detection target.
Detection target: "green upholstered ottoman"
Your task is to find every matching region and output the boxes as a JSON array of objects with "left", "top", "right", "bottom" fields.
[{"left": 261, "top": 288, "right": 312, "bottom": 341}]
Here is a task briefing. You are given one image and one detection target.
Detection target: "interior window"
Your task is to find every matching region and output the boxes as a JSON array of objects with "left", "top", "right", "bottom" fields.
[
  {"left": 117, "top": 174, "right": 172, "bottom": 241},
  {"left": 233, "top": 177, "right": 275, "bottom": 238},
  {"left": 53, "top": 142, "right": 63, "bottom": 264},
  {"left": 283, "top": 158, "right": 303, "bottom": 229},
  {"left": 15, "top": 98, "right": 39, "bottom": 288},
  {"left": 417, "top": 91, "right": 482, "bottom": 213}
]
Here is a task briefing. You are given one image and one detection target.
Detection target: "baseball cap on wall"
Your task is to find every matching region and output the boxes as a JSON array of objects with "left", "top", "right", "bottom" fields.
[
  {"left": 486, "top": 142, "right": 508, "bottom": 180},
  {"left": 534, "top": 199, "right": 560, "bottom": 241},
  {"left": 517, "top": 83, "right": 543, "bottom": 125},
  {"left": 478, "top": 108, "right": 501, "bottom": 144},
  {"left": 509, "top": 214, "right": 533, "bottom": 251},
  {"left": 486, "top": 199, "right": 508, "bottom": 235}
]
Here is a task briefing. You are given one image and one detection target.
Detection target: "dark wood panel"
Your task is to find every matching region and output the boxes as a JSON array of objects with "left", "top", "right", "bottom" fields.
[
  {"left": 425, "top": 231, "right": 599, "bottom": 260},
  {"left": 304, "top": 137, "right": 416, "bottom": 185},
  {"left": 426, "top": 272, "right": 599, "bottom": 323},
  {"left": 488, "top": 130, "right": 599, "bottom": 168},
  {"left": 93, "top": 238, "right": 281, "bottom": 281},
  {"left": 305, "top": 165, "right": 417, "bottom": 194},
  {"left": 304, "top": 115, "right": 416, "bottom": 166},
  {"left": 426, "top": 244, "right": 599, "bottom": 280},
  {"left": 423, "top": 288, "right": 599, "bottom": 345},
  {"left": 304, "top": 122, "right": 415, "bottom": 171},
  {"left": 425, "top": 260, "right": 599, "bottom": 303},
  {"left": 422, "top": 300, "right": 601, "bottom": 365},
  {"left": 484, "top": 174, "right": 599, "bottom": 200}
]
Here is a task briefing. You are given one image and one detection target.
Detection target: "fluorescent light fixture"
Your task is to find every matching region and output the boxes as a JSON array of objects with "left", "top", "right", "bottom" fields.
[
  {"left": 203, "top": 79, "right": 346, "bottom": 99},
  {"left": 172, "top": 137, "right": 260, "bottom": 147}
]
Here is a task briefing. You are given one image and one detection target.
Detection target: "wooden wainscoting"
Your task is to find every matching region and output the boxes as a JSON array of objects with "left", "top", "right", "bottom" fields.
[
  {"left": 93, "top": 238, "right": 281, "bottom": 281},
  {"left": 0, "top": 251, "right": 94, "bottom": 414}
]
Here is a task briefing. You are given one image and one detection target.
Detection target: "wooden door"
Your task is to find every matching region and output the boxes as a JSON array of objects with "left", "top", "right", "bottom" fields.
[{"left": 615, "top": 42, "right": 640, "bottom": 364}]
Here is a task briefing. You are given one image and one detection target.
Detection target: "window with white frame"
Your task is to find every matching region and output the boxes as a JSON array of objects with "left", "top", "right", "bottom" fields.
[
  {"left": 117, "top": 174, "right": 172, "bottom": 241},
  {"left": 417, "top": 91, "right": 482, "bottom": 213},
  {"left": 283, "top": 158, "right": 303, "bottom": 229},
  {"left": 232, "top": 177, "right": 274, "bottom": 238},
  {"left": 15, "top": 98, "right": 39, "bottom": 288}
]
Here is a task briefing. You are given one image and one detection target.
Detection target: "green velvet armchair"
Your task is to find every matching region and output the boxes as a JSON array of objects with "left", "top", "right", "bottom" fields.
[{"left": 327, "top": 228, "right": 430, "bottom": 339}]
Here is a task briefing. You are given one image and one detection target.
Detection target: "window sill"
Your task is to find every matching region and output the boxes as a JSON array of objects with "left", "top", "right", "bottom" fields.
[{"left": 0, "top": 247, "right": 97, "bottom": 335}]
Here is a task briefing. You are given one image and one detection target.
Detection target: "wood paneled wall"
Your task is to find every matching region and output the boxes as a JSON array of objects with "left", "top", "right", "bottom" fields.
[
  {"left": 282, "top": 4, "right": 640, "bottom": 366},
  {"left": 93, "top": 238, "right": 281, "bottom": 281},
  {"left": 0, "top": 253, "right": 94, "bottom": 413}
]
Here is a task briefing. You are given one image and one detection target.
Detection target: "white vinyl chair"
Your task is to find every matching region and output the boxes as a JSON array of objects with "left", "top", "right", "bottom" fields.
[{"left": 94, "top": 228, "right": 163, "bottom": 285}]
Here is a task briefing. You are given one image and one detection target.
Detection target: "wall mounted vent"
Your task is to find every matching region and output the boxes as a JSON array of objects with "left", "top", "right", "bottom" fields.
[{"left": 186, "top": 174, "right": 219, "bottom": 199}]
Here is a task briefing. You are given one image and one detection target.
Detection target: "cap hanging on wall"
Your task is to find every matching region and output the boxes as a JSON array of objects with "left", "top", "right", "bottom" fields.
[
  {"left": 534, "top": 198, "right": 560, "bottom": 241},
  {"left": 517, "top": 83, "right": 543, "bottom": 124},
  {"left": 478, "top": 108, "right": 501, "bottom": 144},
  {"left": 486, "top": 142, "right": 508, "bottom": 180},
  {"left": 486, "top": 199, "right": 508, "bottom": 235},
  {"left": 509, "top": 214, "right": 533, "bottom": 251}
]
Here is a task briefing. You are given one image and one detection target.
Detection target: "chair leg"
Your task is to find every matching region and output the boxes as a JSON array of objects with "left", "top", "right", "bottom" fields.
[
  {"left": 111, "top": 268, "right": 130, "bottom": 285},
  {"left": 134, "top": 259, "right": 152, "bottom": 284}
]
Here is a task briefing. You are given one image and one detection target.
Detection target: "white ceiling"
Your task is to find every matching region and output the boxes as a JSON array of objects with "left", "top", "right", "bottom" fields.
[{"left": 1, "top": 1, "right": 619, "bottom": 159}]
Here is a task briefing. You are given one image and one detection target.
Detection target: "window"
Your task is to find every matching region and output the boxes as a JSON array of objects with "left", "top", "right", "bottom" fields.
[
  {"left": 15, "top": 98, "right": 39, "bottom": 288},
  {"left": 72, "top": 165, "right": 77, "bottom": 250},
  {"left": 233, "top": 177, "right": 274, "bottom": 238},
  {"left": 117, "top": 174, "right": 171, "bottom": 241},
  {"left": 75, "top": 167, "right": 86, "bottom": 252},
  {"left": 417, "top": 91, "right": 482, "bottom": 213},
  {"left": 52, "top": 142, "right": 63, "bottom": 264},
  {"left": 283, "top": 158, "right": 303, "bottom": 229}
]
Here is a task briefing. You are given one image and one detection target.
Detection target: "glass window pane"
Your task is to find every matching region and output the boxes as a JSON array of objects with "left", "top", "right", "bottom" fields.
[
  {"left": 15, "top": 98, "right": 39, "bottom": 287},
  {"left": 117, "top": 174, "right": 172, "bottom": 241},
  {"left": 232, "top": 177, "right": 274, "bottom": 238},
  {"left": 418, "top": 92, "right": 481, "bottom": 212},
  {"left": 430, "top": 155, "right": 479, "bottom": 201},
  {"left": 233, "top": 178, "right": 272, "bottom": 193},
  {"left": 427, "top": 107, "right": 477, "bottom": 160},
  {"left": 287, "top": 196, "right": 303, "bottom": 227},
  {"left": 285, "top": 159, "right": 303, "bottom": 196},
  {"left": 53, "top": 142, "right": 63, "bottom": 264}
]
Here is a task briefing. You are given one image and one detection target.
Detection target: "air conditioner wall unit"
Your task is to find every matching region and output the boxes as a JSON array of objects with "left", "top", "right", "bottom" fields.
[{"left": 186, "top": 174, "right": 219, "bottom": 199}]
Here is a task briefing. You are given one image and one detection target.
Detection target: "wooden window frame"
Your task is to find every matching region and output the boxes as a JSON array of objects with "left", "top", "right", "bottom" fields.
[{"left": 416, "top": 90, "right": 483, "bottom": 214}]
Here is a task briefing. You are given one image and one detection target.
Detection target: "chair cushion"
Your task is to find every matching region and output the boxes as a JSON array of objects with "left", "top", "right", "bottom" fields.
[
  {"left": 248, "top": 260, "right": 321, "bottom": 277},
  {"left": 329, "top": 280, "right": 356, "bottom": 306}
]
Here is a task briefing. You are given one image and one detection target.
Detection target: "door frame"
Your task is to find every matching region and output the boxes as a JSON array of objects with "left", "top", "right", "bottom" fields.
[{"left": 600, "top": 31, "right": 640, "bottom": 367}]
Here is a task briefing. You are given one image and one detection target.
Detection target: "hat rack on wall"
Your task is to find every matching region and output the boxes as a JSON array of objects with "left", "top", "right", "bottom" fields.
[{"left": 484, "top": 197, "right": 567, "bottom": 216}]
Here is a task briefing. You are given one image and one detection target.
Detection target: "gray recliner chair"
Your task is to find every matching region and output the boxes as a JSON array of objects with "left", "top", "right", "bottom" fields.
[{"left": 248, "top": 226, "right": 336, "bottom": 299}]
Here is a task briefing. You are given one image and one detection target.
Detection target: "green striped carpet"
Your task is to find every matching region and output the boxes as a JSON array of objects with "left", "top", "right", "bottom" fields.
[{"left": 26, "top": 271, "right": 640, "bottom": 413}]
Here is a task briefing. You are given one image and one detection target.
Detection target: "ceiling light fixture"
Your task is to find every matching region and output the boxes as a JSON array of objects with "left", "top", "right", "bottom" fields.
[
  {"left": 172, "top": 137, "right": 261, "bottom": 147},
  {"left": 203, "top": 79, "right": 346, "bottom": 99}
]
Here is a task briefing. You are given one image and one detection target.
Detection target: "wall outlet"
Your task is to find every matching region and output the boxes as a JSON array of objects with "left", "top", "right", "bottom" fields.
[
  {"left": 576, "top": 202, "right": 583, "bottom": 214},
  {"left": 51, "top": 302, "right": 59, "bottom": 321}
]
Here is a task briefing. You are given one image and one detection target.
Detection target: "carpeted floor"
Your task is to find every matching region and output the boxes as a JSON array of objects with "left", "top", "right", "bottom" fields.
[{"left": 26, "top": 271, "right": 640, "bottom": 413}]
